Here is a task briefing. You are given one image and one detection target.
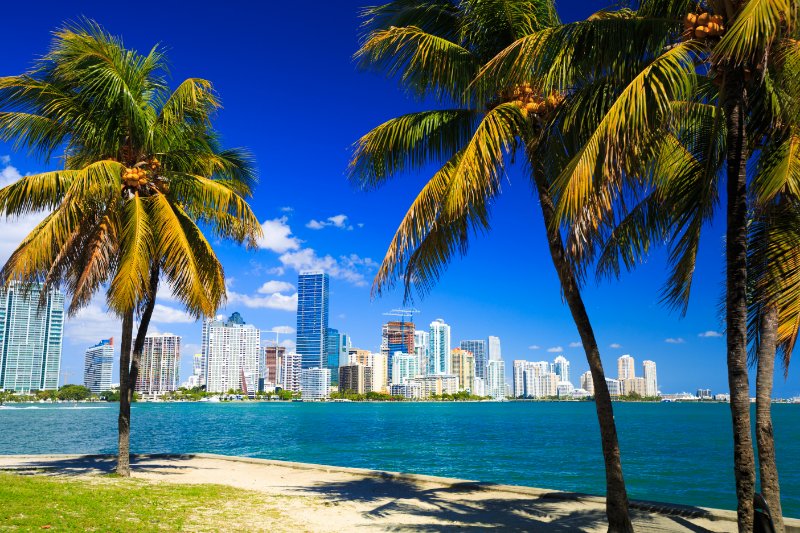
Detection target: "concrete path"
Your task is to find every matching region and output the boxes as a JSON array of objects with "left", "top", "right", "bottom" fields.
[{"left": 0, "top": 453, "right": 760, "bottom": 532}]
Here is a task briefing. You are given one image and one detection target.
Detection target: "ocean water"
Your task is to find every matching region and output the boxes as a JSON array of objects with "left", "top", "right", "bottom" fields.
[{"left": 0, "top": 401, "right": 797, "bottom": 516}]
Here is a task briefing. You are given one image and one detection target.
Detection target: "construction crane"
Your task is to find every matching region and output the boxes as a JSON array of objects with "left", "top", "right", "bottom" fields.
[{"left": 382, "top": 308, "right": 420, "bottom": 323}]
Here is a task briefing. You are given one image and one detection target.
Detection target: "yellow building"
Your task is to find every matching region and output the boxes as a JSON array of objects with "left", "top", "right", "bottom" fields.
[{"left": 450, "top": 348, "right": 475, "bottom": 393}]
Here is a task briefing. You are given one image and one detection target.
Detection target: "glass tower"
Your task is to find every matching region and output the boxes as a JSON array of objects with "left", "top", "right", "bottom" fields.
[
  {"left": 460, "top": 340, "right": 487, "bottom": 380},
  {"left": 0, "top": 282, "right": 64, "bottom": 392},
  {"left": 326, "top": 327, "right": 340, "bottom": 386},
  {"left": 83, "top": 339, "right": 114, "bottom": 394},
  {"left": 296, "top": 271, "right": 329, "bottom": 370}
]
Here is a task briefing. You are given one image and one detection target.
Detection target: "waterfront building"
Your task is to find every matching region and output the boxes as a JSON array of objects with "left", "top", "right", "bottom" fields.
[
  {"left": 0, "top": 282, "right": 64, "bottom": 393},
  {"left": 551, "top": 355, "right": 570, "bottom": 385},
  {"left": 606, "top": 378, "right": 621, "bottom": 398},
  {"left": 192, "top": 353, "right": 204, "bottom": 386},
  {"left": 485, "top": 359, "right": 506, "bottom": 399},
  {"left": 296, "top": 271, "right": 329, "bottom": 370},
  {"left": 450, "top": 348, "right": 475, "bottom": 393},
  {"left": 339, "top": 364, "right": 372, "bottom": 394},
  {"left": 460, "top": 340, "right": 487, "bottom": 380},
  {"left": 263, "top": 345, "right": 285, "bottom": 387},
  {"left": 390, "top": 381, "right": 421, "bottom": 399},
  {"left": 411, "top": 374, "right": 459, "bottom": 398},
  {"left": 282, "top": 352, "right": 302, "bottom": 392},
  {"left": 381, "top": 320, "right": 415, "bottom": 380},
  {"left": 643, "top": 360, "right": 658, "bottom": 397},
  {"left": 580, "top": 370, "right": 594, "bottom": 395},
  {"left": 414, "top": 330, "right": 429, "bottom": 377},
  {"left": 473, "top": 376, "right": 485, "bottom": 397},
  {"left": 488, "top": 336, "right": 501, "bottom": 361},
  {"left": 697, "top": 388, "right": 712, "bottom": 400},
  {"left": 202, "top": 314, "right": 260, "bottom": 395},
  {"left": 557, "top": 381, "right": 574, "bottom": 398},
  {"left": 512, "top": 360, "right": 558, "bottom": 398},
  {"left": 540, "top": 370, "right": 558, "bottom": 397},
  {"left": 428, "top": 319, "right": 451, "bottom": 375},
  {"left": 370, "top": 352, "right": 388, "bottom": 393},
  {"left": 300, "top": 367, "right": 330, "bottom": 400},
  {"left": 391, "top": 352, "right": 419, "bottom": 385},
  {"left": 348, "top": 348, "right": 371, "bottom": 367},
  {"left": 618, "top": 354, "right": 635, "bottom": 380},
  {"left": 137, "top": 333, "right": 181, "bottom": 396},
  {"left": 512, "top": 360, "right": 526, "bottom": 398},
  {"left": 572, "top": 388, "right": 591, "bottom": 399},
  {"left": 83, "top": 339, "right": 113, "bottom": 394},
  {"left": 620, "top": 377, "right": 646, "bottom": 396},
  {"left": 326, "top": 328, "right": 340, "bottom": 386}
]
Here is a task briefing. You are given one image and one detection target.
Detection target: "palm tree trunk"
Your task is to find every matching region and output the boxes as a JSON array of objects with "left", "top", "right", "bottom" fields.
[
  {"left": 756, "top": 304, "right": 783, "bottom": 533},
  {"left": 533, "top": 171, "right": 633, "bottom": 533},
  {"left": 129, "top": 264, "right": 160, "bottom": 392},
  {"left": 724, "top": 70, "right": 756, "bottom": 532},
  {"left": 116, "top": 309, "right": 134, "bottom": 476}
]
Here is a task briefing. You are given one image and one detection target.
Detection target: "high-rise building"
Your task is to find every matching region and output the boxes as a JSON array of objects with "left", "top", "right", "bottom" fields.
[
  {"left": 551, "top": 355, "right": 570, "bottom": 385},
  {"left": 0, "top": 282, "right": 64, "bottom": 393},
  {"left": 370, "top": 352, "right": 388, "bottom": 393},
  {"left": 202, "top": 314, "right": 260, "bottom": 395},
  {"left": 300, "top": 367, "right": 330, "bottom": 400},
  {"left": 381, "top": 320, "right": 415, "bottom": 379},
  {"left": 326, "top": 328, "right": 341, "bottom": 386},
  {"left": 391, "top": 352, "right": 419, "bottom": 385},
  {"left": 450, "top": 348, "right": 475, "bottom": 393},
  {"left": 512, "top": 360, "right": 528, "bottom": 398},
  {"left": 473, "top": 376, "right": 486, "bottom": 397},
  {"left": 263, "top": 345, "right": 286, "bottom": 387},
  {"left": 137, "top": 334, "right": 181, "bottom": 396},
  {"left": 488, "top": 336, "right": 501, "bottom": 361},
  {"left": 485, "top": 359, "right": 506, "bottom": 399},
  {"left": 414, "top": 330, "right": 429, "bottom": 377},
  {"left": 513, "top": 360, "right": 557, "bottom": 398},
  {"left": 282, "top": 352, "right": 302, "bottom": 392},
  {"left": 618, "top": 354, "right": 635, "bottom": 381},
  {"left": 339, "top": 364, "right": 372, "bottom": 394},
  {"left": 183, "top": 353, "right": 203, "bottom": 388},
  {"left": 348, "top": 348, "right": 371, "bottom": 367},
  {"left": 296, "top": 271, "right": 329, "bottom": 370},
  {"left": 83, "top": 339, "right": 114, "bottom": 394},
  {"left": 643, "top": 360, "right": 658, "bottom": 397},
  {"left": 460, "top": 340, "right": 487, "bottom": 380},
  {"left": 605, "top": 378, "right": 621, "bottom": 397},
  {"left": 580, "top": 370, "right": 594, "bottom": 395},
  {"left": 428, "top": 319, "right": 451, "bottom": 375}
]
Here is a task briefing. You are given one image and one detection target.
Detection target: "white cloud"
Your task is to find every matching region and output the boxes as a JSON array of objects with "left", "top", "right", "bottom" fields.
[
  {"left": 568, "top": 341, "right": 582, "bottom": 348},
  {"left": 228, "top": 290, "right": 298, "bottom": 312},
  {"left": 609, "top": 343, "right": 622, "bottom": 349},
  {"left": 151, "top": 304, "right": 196, "bottom": 324},
  {"left": 665, "top": 337, "right": 685, "bottom": 344},
  {"left": 267, "top": 325, "right": 295, "bottom": 334},
  {"left": 0, "top": 155, "right": 10, "bottom": 165},
  {"left": 64, "top": 303, "right": 122, "bottom": 345},
  {"left": 547, "top": 346, "right": 563, "bottom": 353},
  {"left": 183, "top": 343, "right": 202, "bottom": 356},
  {"left": 306, "top": 214, "right": 353, "bottom": 231},
  {"left": 698, "top": 330, "right": 723, "bottom": 338},
  {"left": 528, "top": 345, "right": 540, "bottom": 350},
  {"left": 280, "top": 339, "right": 296, "bottom": 351},
  {"left": 257, "top": 280, "right": 295, "bottom": 294},
  {"left": 257, "top": 217, "right": 301, "bottom": 253},
  {"left": 0, "top": 159, "right": 47, "bottom": 265},
  {"left": 280, "top": 206, "right": 293, "bottom": 212},
  {"left": 278, "top": 249, "right": 374, "bottom": 287}
]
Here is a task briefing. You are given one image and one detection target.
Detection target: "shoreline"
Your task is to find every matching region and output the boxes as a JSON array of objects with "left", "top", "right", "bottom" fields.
[{"left": 4, "top": 453, "right": 797, "bottom": 531}]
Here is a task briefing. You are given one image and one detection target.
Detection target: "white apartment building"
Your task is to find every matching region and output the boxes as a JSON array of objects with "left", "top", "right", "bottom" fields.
[
  {"left": 412, "top": 374, "right": 459, "bottom": 398},
  {"left": 202, "top": 315, "right": 260, "bottom": 396},
  {"left": 83, "top": 339, "right": 114, "bottom": 394},
  {"left": 473, "top": 376, "right": 486, "bottom": 397},
  {"left": 414, "top": 330, "right": 429, "bottom": 377},
  {"left": 486, "top": 359, "right": 506, "bottom": 399},
  {"left": 643, "top": 360, "right": 658, "bottom": 397},
  {"left": 137, "top": 333, "right": 181, "bottom": 396},
  {"left": 282, "top": 352, "right": 302, "bottom": 392},
  {"left": 300, "top": 367, "right": 330, "bottom": 400},
  {"left": 551, "top": 355, "right": 570, "bottom": 384},
  {"left": 606, "top": 378, "right": 621, "bottom": 397},
  {"left": 391, "top": 352, "right": 419, "bottom": 385},
  {"left": 428, "top": 319, "right": 451, "bottom": 375},
  {"left": 488, "top": 336, "right": 501, "bottom": 361},
  {"left": 618, "top": 354, "right": 635, "bottom": 380},
  {"left": 580, "top": 370, "right": 594, "bottom": 395},
  {"left": 391, "top": 381, "right": 421, "bottom": 399}
]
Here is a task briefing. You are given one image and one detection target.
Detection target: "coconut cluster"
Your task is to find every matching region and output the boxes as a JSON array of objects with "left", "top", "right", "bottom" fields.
[
  {"left": 122, "top": 167, "right": 149, "bottom": 188},
  {"left": 684, "top": 12, "right": 725, "bottom": 39},
  {"left": 506, "top": 83, "right": 564, "bottom": 116}
]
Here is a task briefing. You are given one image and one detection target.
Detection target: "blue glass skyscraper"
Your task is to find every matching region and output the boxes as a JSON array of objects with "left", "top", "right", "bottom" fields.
[{"left": 296, "top": 271, "right": 329, "bottom": 370}]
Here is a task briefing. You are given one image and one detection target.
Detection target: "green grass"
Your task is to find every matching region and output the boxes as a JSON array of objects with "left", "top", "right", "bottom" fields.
[{"left": 0, "top": 472, "right": 286, "bottom": 532}]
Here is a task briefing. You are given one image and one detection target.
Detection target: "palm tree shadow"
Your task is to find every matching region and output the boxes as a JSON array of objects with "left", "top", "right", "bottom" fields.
[{"left": 0, "top": 454, "right": 196, "bottom": 476}]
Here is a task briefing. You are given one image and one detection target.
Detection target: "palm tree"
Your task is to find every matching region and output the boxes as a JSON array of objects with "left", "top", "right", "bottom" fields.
[
  {"left": 477, "top": 1, "right": 797, "bottom": 528},
  {"left": 350, "top": 2, "right": 633, "bottom": 530},
  {"left": 0, "top": 22, "right": 261, "bottom": 476}
]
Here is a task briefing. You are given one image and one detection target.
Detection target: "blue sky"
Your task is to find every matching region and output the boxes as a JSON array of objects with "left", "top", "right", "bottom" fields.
[{"left": 1, "top": 0, "right": 797, "bottom": 396}]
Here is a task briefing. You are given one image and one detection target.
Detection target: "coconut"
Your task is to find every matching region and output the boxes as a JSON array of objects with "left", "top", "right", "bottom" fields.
[
  {"left": 684, "top": 13, "right": 696, "bottom": 28},
  {"left": 697, "top": 12, "right": 710, "bottom": 25},
  {"left": 695, "top": 26, "right": 708, "bottom": 38},
  {"left": 707, "top": 22, "right": 719, "bottom": 35}
]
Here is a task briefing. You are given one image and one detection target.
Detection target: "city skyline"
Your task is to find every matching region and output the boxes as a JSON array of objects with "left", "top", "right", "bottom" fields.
[{"left": 0, "top": 0, "right": 797, "bottom": 397}]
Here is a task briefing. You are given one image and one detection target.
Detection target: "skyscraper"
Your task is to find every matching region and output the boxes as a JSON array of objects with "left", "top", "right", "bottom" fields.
[
  {"left": 83, "top": 339, "right": 114, "bottom": 394},
  {"left": 263, "top": 345, "right": 286, "bottom": 387},
  {"left": 428, "top": 319, "right": 451, "bottom": 375},
  {"left": 460, "top": 340, "right": 487, "bottom": 380},
  {"left": 381, "top": 320, "right": 415, "bottom": 380},
  {"left": 450, "top": 348, "right": 475, "bottom": 393},
  {"left": 300, "top": 367, "right": 331, "bottom": 400},
  {"left": 390, "top": 352, "right": 418, "bottom": 385},
  {"left": 282, "top": 352, "right": 302, "bottom": 392},
  {"left": 339, "top": 364, "right": 372, "bottom": 394},
  {"left": 137, "top": 333, "right": 181, "bottom": 396},
  {"left": 580, "top": 370, "right": 595, "bottom": 395},
  {"left": 326, "top": 327, "right": 341, "bottom": 386},
  {"left": 643, "top": 360, "right": 658, "bottom": 397},
  {"left": 488, "top": 336, "right": 501, "bottom": 361},
  {"left": 618, "top": 354, "right": 635, "bottom": 380},
  {"left": 485, "top": 359, "right": 506, "bottom": 399},
  {"left": 414, "top": 330, "right": 429, "bottom": 377},
  {"left": 202, "top": 314, "right": 260, "bottom": 395},
  {"left": 296, "top": 271, "right": 329, "bottom": 370},
  {"left": 0, "top": 282, "right": 64, "bottom": 393},
  {"left": 551, "top": 355, "right": 571, "bottom": 385}
]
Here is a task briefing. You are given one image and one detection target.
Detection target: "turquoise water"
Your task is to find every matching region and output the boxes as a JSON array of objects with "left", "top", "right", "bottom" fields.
[{"left": 0, "top": 401, "right": 797, "bottom": 516}]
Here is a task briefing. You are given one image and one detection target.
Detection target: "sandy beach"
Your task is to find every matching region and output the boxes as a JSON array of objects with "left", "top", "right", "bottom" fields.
[{"left": 0, "top": 453, "right": 761, "bottom": 532}]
